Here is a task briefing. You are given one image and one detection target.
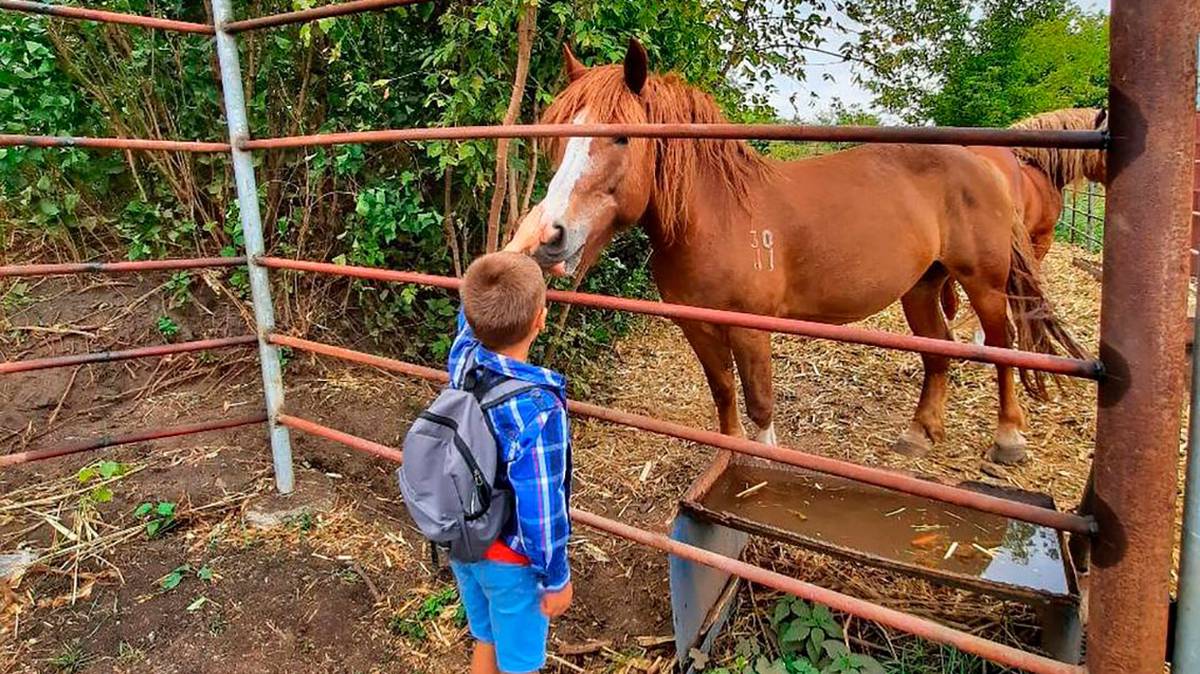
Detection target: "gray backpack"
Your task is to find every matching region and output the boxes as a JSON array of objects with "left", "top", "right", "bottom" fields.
[{"left": 397, "top": 368, "right": 537, "bottom": 562}]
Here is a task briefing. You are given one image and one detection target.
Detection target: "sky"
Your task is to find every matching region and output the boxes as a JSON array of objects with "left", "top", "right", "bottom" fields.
[{"left": 763, "top": 0, "right": 1110, "bottom": 119}]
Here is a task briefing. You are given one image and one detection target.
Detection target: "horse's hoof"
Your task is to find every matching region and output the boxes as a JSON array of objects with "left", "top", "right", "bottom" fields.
[
  {"left": 987, "top": 439, "right": 1029, "bottom": 465},
  {"left": 755, "top": 423, "right": 778, "bottom": 446},
  {"left": 891, "top": 430, "right": 932, "bottom": 457}
]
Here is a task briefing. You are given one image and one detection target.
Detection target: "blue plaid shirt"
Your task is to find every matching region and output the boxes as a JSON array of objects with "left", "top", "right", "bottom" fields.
[{"left": 448, "top": 309, "right": 572, "bottom": 591}]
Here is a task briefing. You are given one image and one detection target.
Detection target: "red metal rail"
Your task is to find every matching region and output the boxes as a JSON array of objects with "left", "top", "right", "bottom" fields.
[
  {"left": 242, "top": 123, "right": 1106, "bottom": 151},
  {"left": 277, "top": 413, "right": 404, "bottom": 463},
  {"left": 0, "top": 0, "right": 214, "bottom": 34},
  {"left": 0, "top": 135, "right": 229, "bottom": 153},
  {"left": 277, "top": 412, "right": 1081, "bottom": 674},
  {"left": 257, "top": 257, "right": 1103, "bottom": 380},
  {"left": 223, "top": 0, "right": 427, "bottom": 33},
  {"left": 0, "top": 336, "right": 257, "bottom": 375},
  {"left": 0, "top": 414, "right": 266, "bottom": 467},
  {"left": 268, "top": 333, "right": 1096, "bottom": 535},
  {"left": 0, "top": 256, "right": 247, "bottom": 278}
]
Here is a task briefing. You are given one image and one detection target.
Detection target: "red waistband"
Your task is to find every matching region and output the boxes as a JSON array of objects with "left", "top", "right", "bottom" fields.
[{"left": 484, "top": 539, "right": 530, "bottom": 566}]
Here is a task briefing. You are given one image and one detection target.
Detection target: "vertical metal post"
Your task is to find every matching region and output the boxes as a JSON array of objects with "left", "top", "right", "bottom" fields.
[
  {"left": 211, "top": 0, "right": 294, "bottom": 494},
  {"left": 1089, "top": 2, "right": 1195, "bottom": 672},
  {"left": 1069, "top": 186, "right": 1077, "bottom": 244},
  {"left": 1175, "top": 38, "right": 1200, "bottom": 674}
]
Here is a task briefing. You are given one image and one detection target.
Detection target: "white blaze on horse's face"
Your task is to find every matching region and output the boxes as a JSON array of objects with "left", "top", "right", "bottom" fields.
[
  {"left": 541, "top": 111, "right": 593, "bottom": 230},
  {"left": 534, "top": 110, "right": 602, "bottom": 276}
]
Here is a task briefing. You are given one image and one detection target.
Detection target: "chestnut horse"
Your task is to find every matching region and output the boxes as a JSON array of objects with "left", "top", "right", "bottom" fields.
[
  {"left": 991, "top": 107, "right": 1109, "bottom": 261},
  {"left": 518, "top": 40, "right": 1085, "bottom": 464},
  {"left": 950, "top": 109, "right": 1109, "bottom": 340}
]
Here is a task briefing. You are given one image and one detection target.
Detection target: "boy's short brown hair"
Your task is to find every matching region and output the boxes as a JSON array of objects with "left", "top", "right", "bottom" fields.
[{"left": 462, "top": 252, "right": 546, "bottom": 350}]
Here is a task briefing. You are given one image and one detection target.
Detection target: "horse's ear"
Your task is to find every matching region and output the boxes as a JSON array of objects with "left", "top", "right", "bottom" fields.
[
  {"left": 623, "top": 38, "right": 648, "bottom": 95},
  {"left": 562, "top": 43, "right": 587, "bottom": 82},
  {"left": 1094, "top": 108, "right": 1108, "bottom": 129}
]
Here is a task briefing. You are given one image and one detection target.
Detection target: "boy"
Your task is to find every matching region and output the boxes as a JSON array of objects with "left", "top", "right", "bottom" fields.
[{"left": 448, "top": 223, "right": 573, "bottom": 674}]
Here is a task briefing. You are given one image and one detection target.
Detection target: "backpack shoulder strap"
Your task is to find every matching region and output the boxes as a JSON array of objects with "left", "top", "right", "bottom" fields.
[{"left": 478, "top": 378, "right": 542, "bottom": 411}]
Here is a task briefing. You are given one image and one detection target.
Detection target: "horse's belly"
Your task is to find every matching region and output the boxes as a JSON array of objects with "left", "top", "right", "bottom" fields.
[{"left": 779, "top": 254, "right": 930, "bottom": 325}]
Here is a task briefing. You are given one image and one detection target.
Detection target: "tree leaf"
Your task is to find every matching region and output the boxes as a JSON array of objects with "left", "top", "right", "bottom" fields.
[
  {"left": 134, "top": 503, "right": 153, "bottom": 518},
  {"left": 155, "top": 502, "right": 176, "bottom": 517}
]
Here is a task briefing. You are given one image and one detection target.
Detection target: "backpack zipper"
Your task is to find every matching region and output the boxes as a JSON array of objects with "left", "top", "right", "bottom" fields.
[{"left": 418, "top": 411, "right": 492, "bottom": 520}]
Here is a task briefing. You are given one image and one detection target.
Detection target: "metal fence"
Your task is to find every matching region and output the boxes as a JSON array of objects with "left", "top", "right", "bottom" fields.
[
  {"left": 0, "top": 2, "right": 1194, "bottom": 673},
  {"left": 1059, "top": 182, "right": 1105, "bottom": 252}
]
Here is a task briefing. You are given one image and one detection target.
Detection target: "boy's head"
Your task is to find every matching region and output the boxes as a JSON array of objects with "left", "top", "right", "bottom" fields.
[{"left": 462, "top": 252, "right": 548, "bottom": 351}]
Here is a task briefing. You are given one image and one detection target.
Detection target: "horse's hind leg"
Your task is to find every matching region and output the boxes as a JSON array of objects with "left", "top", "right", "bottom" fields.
[
  {"left": 729, "top": 328, "right": 776, "bottom": 445},
  {"left": 959, "top": 282, "right": 1029, "bottom": 464},
  {"left": 893, "top": 270, "right": 953, "bottom": 457},
  {"left": 677, "top": 320, "right": 744, "bottom": 437}
]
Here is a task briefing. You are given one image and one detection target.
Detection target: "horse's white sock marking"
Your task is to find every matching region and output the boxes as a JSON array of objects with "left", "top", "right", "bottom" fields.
[
  {"left": 756, "top": 423, "right": 777, "bottom": 446},
  {"left": 541, "top": 111, "right": 592, "bottom": 225}
]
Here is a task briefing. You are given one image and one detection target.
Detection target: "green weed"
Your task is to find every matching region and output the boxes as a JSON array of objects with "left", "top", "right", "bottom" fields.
[
  {"left": 50, "top": 641, "right": 89, "bottom": 673},
  {"left": 134, "top": 501, "right": 177, "bottom": 538},
  {"left": 388, "top": 586, "right": 462, "bottom": 642},
  {"left": 155, "top": 315, "right": 180, "bottom": 340}
]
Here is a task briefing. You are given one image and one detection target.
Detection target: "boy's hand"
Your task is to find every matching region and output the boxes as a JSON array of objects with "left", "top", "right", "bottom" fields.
[
  {"left": 503, "top": 204, "right": 544, "bottom": 255},
  {"left": 504, "top": 204, "right": 568, "bottom": 276},
  {"left": 540, "top": 581, "right": 573, "bottom": 618}
]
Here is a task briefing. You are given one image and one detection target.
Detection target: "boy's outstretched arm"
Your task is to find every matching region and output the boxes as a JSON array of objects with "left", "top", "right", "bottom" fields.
[{"left": 504, "top": 205, "right": 567, "bottom": 276}]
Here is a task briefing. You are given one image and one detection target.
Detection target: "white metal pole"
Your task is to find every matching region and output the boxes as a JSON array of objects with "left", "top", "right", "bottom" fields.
[{"left": 211, "top": 0, "right": 294, "bottom": 493}]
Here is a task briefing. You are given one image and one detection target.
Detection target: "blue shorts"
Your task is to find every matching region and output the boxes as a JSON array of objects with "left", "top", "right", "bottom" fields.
[{"left": 450, "top": 560, "right": 549, "bottom": 673}]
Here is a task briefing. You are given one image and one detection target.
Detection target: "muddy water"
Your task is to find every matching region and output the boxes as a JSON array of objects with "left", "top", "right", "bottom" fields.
[{"left": 701, "top": 465, "right": 1069, "bottom": 597}]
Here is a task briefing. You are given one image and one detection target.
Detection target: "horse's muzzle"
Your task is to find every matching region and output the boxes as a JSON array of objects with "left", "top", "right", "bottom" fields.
[{"left": 533, "top": 221, "right": 586, "bottom": 272}]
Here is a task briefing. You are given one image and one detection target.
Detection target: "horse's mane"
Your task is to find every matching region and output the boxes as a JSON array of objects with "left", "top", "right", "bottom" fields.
[
  {"left": 1009, "top": 108, "right": 1106, "bottom": 189},
  {"left": 541, "top": 65, "right": 768, "bottom": 244}
]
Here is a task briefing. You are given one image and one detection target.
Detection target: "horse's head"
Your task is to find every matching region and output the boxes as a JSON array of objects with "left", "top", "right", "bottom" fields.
[{"left": 517, "top": 39, "right": 657, "bottom": 277}]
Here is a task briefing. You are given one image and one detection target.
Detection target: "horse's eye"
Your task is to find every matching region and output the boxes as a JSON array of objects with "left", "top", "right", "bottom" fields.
[{"left": 613, "top": 136, "right": 629, "bottom": 146}]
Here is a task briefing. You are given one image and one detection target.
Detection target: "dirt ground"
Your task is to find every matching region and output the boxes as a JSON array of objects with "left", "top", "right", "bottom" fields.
[{"left": 1, "top": 244, "right": 1174, "bottom": 673}]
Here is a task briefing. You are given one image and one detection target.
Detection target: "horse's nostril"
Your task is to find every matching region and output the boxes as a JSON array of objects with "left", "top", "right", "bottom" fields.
[{"left": 546, "top": 222, "right": 566, "bottom": 248}]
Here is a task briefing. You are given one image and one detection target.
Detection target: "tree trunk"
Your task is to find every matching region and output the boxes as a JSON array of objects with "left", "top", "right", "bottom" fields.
[{"left": 484, "top": 1, "right": 538, "bottom": 252}]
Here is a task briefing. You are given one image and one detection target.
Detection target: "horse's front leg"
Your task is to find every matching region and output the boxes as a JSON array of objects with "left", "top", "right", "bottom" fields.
[
  {"left": 677, "top": 320, "right": 744, "bottom": 437},
  {"left": 729, "top": 328, "right": 776, "bottom": 445},
  {"left": 893, "top": 276, "right": 953, "bottom": 456}
]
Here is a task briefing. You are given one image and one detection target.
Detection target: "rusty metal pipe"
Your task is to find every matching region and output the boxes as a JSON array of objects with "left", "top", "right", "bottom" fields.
[
  {"left": 256, "top": 411, "right": 1082, "bottom": 674},
  {"left": 256, "top": 257, "right": 1103, "bottom": 379},
  {"left": 223, "top": 0, "right": 427, "bottom": 33},
  {"left": 0, "top": 0, "right": 214, "bottom": 33},
  {"left": 242, "top": 124, "right": 1106, "bottom": 151},
  {"left": 570, "top": 509, "right": 1084, "bottom": 674},
  {"left": 0, "top": 134, "right": 229, "bottom": 153},
  {"left": 0, "top": 336, "right": 257, "bottom": 375},
  {"left": 277, "top": 414, "right": 404, "bottom": 463},
  {"left": 0, "top": 256, "right": 247, "bottom": 277},
  {"left": 1088, "top": 1, "right": 1197, "bottom": 672},
  {"left": 0, "top": 414, "right": 266, "bottom": 468},
  {"left": 267, "top": 333, "right": 1096, "bottom": 535}
]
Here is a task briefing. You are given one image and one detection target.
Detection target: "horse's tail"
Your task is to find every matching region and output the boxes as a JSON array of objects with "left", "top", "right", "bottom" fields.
[
  {"left": 1006, "top": 218, "right": 1089, "bottom": 400},
  {"left": 940, "top": 280, "right": 959, "bottom": 322}
]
